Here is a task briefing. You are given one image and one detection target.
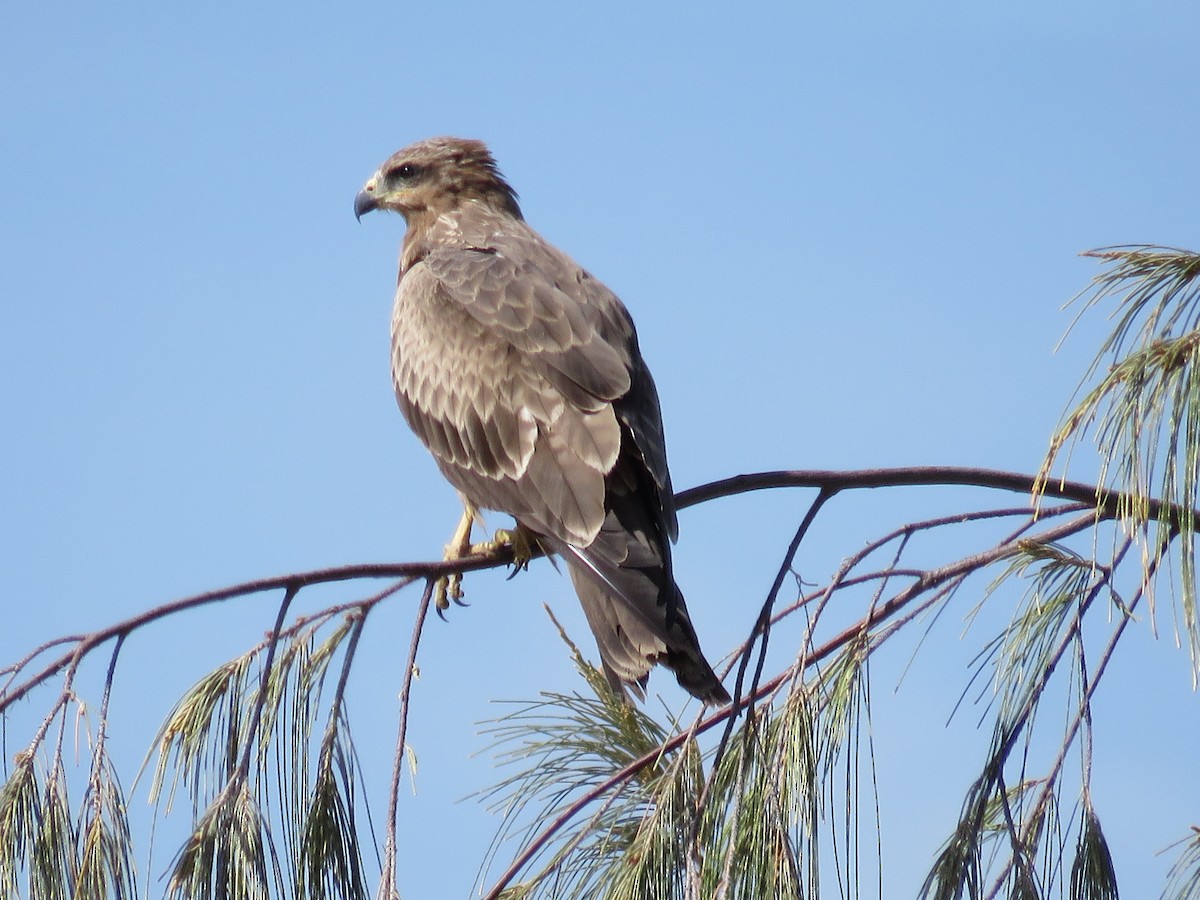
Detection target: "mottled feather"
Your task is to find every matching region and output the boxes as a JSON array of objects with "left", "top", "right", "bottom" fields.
[{"left": 357, "top": 136, "right": 728, "bottom": 704}]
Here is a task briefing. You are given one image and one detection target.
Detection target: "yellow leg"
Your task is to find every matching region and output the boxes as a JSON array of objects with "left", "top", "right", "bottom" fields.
[
  {"left": 434, "top": 502, "right": 478, "bottom": 611},
  {"left": 434, "top": 505, "right": 538, "bottom": 611}
]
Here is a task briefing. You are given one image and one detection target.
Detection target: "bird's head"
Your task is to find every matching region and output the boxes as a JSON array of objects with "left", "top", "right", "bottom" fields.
[{"left": 354, "top": 136, "right": 522, "bottom": 223}]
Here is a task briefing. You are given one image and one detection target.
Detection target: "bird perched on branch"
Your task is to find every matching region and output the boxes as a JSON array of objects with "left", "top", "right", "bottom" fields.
[{"left": 354, "top": 137, "right": 729, "bottom": 705}]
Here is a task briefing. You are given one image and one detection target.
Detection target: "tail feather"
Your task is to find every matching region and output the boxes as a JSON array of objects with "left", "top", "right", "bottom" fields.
[{"left": 554, "top": 540, "right": 730, "bottom": 705}]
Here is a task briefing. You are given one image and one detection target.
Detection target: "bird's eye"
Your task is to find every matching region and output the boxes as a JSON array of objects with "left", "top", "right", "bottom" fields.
[{"left": 390, "top": 163, "right": 418, "bottom": 181}]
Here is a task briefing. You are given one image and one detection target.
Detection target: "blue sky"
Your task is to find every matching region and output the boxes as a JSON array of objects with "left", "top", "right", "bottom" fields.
[{"left": 3, "top": 2, "right": 1199, "bottom": 896}]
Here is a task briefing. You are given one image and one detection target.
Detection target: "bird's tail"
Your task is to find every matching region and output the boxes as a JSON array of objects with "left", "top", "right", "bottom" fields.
[{"left": 558, "top": 541, "right": 731, "bottom": 706}]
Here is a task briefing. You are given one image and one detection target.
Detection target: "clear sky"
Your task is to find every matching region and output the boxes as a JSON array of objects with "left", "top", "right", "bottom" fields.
[{"left": 3, "top": 2, "right": 1199, "bottom": 896}]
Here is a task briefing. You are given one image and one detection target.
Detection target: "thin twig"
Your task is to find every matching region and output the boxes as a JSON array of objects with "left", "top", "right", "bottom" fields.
[
  {"left": 234, "top": 585, "right": 298, "bottom": 784},
  {"left": 722, "top": 490, "right": 834, "bottom": 759},
  {"left": 692, "top": 487, "right": 834, "bottom": 884},
  {"left": 378, "top": 578, "right": 436, "bottom": 900}
]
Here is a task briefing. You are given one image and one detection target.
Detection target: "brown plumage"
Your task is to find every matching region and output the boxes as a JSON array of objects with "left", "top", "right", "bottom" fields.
[{"left": 355, "top": 137, "right": 729, "bottom": 705}]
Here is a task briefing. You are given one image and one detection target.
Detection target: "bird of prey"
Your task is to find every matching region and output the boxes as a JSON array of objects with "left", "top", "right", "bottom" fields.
[{"left": 354, "top": 137, "right": 729, "bottom": 705}]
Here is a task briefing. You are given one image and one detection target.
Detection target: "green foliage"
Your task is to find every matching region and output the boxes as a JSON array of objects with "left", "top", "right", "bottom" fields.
[
  {"left": 477, "top": 632, "right": 681, "bottom": 897},
  {"left": 0, "top": 747, "right": 137, "bottom": 900},
  {"left": 1070, "top": 807, "right": 1118, "bottom": 900},
  {"left": 76, "top": 754, "right": 137, "bottom": 900},
  {"left": 478, "top": 625, "right": 865, "bottom": 898},
  {"left": 297, "top": 716, "right": 367, "bottom": 900},
  {"left": 0, "top": 753, "right": 41, "bottom": 897},
  {"left": 1041, "top": 246, "right": 1200, "bottom": 669},
  {"left": 31, "top": 762, "right": 74, "bottom": 900},
  {"left": 135, "top": 606, "right": 371, "bottom": 900},
  {"left": 165, "top": 781, "right": 274, "bottom": 900},
  {"left": 150, "top": 656, "right": 255, "bottom": 817},
  {"left": 971, "top": 541, "right": 1111, "bottom": 738},
  {"left": 1163, "top": 826, "right": 1200, "bottom": 900}
]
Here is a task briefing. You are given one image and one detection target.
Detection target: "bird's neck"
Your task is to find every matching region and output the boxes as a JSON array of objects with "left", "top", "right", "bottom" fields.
[
  {"left": 400, "top": 202, "right": 513, "bottom": 272},
  {"left": 399, "top": 207, "right": 442, "bottom": 271}
]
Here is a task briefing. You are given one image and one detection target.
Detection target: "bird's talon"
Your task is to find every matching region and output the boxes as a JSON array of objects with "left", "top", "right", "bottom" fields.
[
  {"left": 474, "top": 526, "right": 535, "bottom": 573},
  {"left": 433, "top": 577, "right": 450, "bottom": 613},
  {"left": 433, "top": 571, "right": 466, "bottom": 614}
]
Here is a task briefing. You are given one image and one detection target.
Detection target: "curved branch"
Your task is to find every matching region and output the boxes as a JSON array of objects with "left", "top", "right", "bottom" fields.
[
  {"left": 2, "top": 566, "right": 440, "bottom": 712},
  {"left": 8, "top": 465, "right": 1184, "bottom": 722},
  {"left": 675, "top": 465, "right": 1200, "bottom": 531}
]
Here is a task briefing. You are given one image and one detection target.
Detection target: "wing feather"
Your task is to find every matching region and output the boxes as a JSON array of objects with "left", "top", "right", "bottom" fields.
[
  {"left": 424, "top": 241, "right": 631, "bottom": 409},
  {"left": 388, "top": 197, "right": 724, "bottom": 701},
  {"left": 395, "top": 225, "right": 677, "bottom": 548},
  {"left": 396, "top": 232, "right": 635, "bottom": 546}
]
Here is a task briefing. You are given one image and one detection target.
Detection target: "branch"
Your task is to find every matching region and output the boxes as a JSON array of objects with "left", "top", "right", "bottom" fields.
[
  {"left": 3, "top": 565, "right": 454, "bottom": 712},
  {"left": 676, "top": 465, "right": 1200, "bottom": 530},
  {"left": 10, "top": 464, "right": 1194, "bottom": 718},
  {"left": 378, "top": 579, "right": 436, "bottom": 900}
]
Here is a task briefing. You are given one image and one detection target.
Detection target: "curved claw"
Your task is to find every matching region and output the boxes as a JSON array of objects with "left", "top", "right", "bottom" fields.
[
  {"left": 485, "top": 526, "right": 535, "bottom": 576},
  {"left": 434, "top": 583, "right": 469, "bottom": 621}
]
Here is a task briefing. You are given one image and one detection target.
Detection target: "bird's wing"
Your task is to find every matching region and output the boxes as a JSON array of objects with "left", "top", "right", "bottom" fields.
[
  {"left": 429, "top": 232, "right": 678, "bottom": 537},
  {"left": 424, "top": 238, "right": 631, "bottom": 409},
  {"left": 393, "top": 234, "right": 636, "bottom": 546}
]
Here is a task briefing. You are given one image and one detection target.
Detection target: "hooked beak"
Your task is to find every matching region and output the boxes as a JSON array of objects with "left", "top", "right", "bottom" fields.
[{"left": 354, "top": 187, "right": 379, "bottom": 221}]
